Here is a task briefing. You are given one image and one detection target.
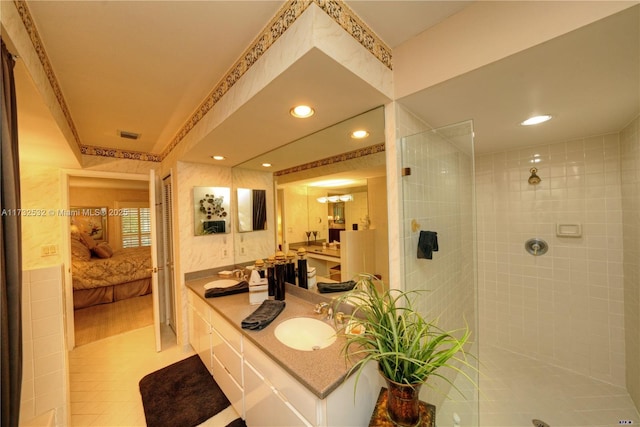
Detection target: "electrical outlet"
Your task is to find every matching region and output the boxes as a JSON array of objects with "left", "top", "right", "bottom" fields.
[
  {"left": 41, "top": 244, "right": 58, "bottom": 257},
  {"left": 240, "top": 247, "right": 245, "bottom": 255},
  {"left": 221, "top": 248, "right": 229, "bottom": 258}
]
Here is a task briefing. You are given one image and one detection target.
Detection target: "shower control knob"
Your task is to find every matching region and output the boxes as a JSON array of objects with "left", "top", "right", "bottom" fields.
[{"left": 525, "top": 238, "right": 548, "bottom": 256}]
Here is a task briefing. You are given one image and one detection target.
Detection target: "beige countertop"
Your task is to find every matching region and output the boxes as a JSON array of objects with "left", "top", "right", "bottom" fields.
[
  {"left": 186, "top": 277, "right": 356, "bottom": 399},
  {"left": 294, "top": 245, "right": 341, "bottom": 260}
]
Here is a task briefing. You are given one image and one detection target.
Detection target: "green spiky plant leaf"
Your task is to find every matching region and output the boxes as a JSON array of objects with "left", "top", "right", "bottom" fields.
[{"left": 335, "top": 274, "right": 477, "bottom": 397}]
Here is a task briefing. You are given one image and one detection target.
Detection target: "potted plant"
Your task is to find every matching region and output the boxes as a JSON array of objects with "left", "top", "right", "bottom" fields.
[{"left": 334, "top": 274, "right": 476, "bottom": 427}]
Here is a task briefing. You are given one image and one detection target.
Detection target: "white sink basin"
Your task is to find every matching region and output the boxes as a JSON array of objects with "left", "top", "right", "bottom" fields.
[
  {"left": 274, "top": 317, "right": 336, "bottom": 351},
  {"left": 203, "top": 279, "right": 239, "bottom": 289}
]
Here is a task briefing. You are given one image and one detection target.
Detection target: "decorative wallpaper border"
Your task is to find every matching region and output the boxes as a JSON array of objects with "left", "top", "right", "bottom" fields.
[
  {"left": 16, "top": 0, "right": 392, "bottom": 164},
  {"left": 274, "top": 142, "right": 385, "bottom": 176},
  {"left": 80, "top": 145, "right": 162, "bottom": 162},
  {"left": 314, "top": 0, "right": 392, "bottom": 69}
]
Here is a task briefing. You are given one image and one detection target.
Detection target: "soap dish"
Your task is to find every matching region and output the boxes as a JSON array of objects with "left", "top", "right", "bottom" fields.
[
  {"left": 218, "top": 270, "right": 233, "bottom": 278},
  {"left": 346, "top": 319, "right": 365, "bottom": 336}
]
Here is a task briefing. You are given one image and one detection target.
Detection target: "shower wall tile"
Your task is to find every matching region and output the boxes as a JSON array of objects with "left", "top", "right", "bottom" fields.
[
  {"left": 20, "top": 265, "right": 68, "bottom": 426},
  {"left": 400, "top": 119, "right": 477, "bottom": 418},
  {"left": 477, "top": 131, "right": 626, "bottom": 387}
]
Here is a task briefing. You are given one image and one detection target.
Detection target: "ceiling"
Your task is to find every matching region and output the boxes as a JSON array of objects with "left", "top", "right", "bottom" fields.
[
  {"left": 399, "top": 4, "right": 640, "bottom": 154},
  {"left": 6, "top": 1, "right": 639, "bottom": 168},
  {"left": 7, "top": 0, "right": 474, "bottom": 168}
]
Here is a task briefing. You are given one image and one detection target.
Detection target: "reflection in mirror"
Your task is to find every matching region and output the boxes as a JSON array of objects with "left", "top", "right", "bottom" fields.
[
  {"left": 193, "top": 186, "right": 230, "bottom": 235},
  {"left": 237, "top": 188, "right": 267, "bottom": 232},
  {"left": 233, "top": 106, "right": 389, "bottom": 285}
]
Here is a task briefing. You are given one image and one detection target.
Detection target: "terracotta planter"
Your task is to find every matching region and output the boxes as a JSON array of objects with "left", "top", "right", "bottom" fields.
[{"left": 383, "top": 375, "right": 423, "bottom": 427}]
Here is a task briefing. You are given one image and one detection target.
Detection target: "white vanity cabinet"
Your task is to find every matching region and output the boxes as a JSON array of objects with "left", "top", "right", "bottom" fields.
[
  {"left": 244, "top": 339, "right": 316, "bottom": 426},
  {"left": 187, "top": 290, "right": 213, "bottom": 373},
  {"left": 243, "top": 339, "right": 382, "bottom": 427},
  {"left": 187, "top": 288, "right": 383, "bottom": 427},
  {"left": 187, "top": 290, "right": 245, "bottom": 416},
  {"left": 210, "top": 309, "right": 244, "bottom": 417}
]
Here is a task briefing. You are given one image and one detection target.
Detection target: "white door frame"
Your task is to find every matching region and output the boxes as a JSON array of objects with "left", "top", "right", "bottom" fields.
[{"left": 61, "top": 169, "right": 160, "bottom": 350}]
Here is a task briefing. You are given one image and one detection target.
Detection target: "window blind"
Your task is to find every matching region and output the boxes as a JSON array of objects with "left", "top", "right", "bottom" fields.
[{"left": 122, "top": 206, "right": 151, "bottom": 248}]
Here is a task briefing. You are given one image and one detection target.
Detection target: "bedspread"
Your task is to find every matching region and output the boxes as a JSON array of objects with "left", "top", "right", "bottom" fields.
[{"left": 72, "top": 246, "right": 152, "bottom": 290}]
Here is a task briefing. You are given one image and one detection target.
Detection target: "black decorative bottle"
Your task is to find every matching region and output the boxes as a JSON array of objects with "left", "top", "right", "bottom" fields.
[
  {"left": 274, "top": 251, "right": 286, "bottom": 301},
  {"left": 285, "top": 251, "right": 296, "bottom": 285},
  {"left": 266, "top": 256, "right": 275, "bottom": 299},
  {"left": 297, "top": 248, "right": 308, "bottom": 289}
]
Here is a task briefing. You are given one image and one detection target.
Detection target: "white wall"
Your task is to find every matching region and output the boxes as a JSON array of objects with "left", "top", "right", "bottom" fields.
[
  {"left": 393, "top": 1, "right": 633, "bottom": 99},
  {"left": 476, "top": 132, "right": 626, "bottom": 386}
]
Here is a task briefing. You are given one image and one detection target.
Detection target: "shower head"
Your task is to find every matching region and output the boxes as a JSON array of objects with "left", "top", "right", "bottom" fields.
[{"left": 528, "top": 168, "right": 541, "bottom": 185}]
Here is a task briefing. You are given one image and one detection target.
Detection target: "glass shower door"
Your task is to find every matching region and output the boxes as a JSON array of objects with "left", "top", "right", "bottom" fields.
[{"left": 400, "top": 120, "right": 478, "bottom": 426}]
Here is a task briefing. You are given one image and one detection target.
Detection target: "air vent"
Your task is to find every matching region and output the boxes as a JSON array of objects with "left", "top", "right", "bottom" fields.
[{"left": 118, "top": 130, "right": 141, "bottom": 140}]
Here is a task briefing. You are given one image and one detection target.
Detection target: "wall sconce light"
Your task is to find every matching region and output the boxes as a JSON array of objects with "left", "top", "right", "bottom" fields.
[{"left": 317, "top": 194, "right": 353, "bottom": 203}]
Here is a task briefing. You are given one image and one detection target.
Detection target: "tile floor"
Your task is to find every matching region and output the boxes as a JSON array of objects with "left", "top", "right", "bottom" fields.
[
  {"left": 68, "top": 325, "right": 239, "bottom": 426},
  {"left": 67, "top": 325, "right": 640, "bottom": 427},
  {"left": 479, "top": 345, "right": 640, "bottom": 427}
]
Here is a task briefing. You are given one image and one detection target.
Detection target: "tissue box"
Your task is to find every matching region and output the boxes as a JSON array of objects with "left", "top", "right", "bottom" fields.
[
  {"left": 249, "top": 278, "right": 268, "bottom": 305},
  {"left": 307, "top": 267, "right": 317, "bottom": 290}
]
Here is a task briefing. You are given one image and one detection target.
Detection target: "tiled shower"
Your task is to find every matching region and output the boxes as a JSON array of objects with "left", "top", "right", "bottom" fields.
[
  {"left": 395, "top": 98, "right": 639, "bottom": 425},
  {"left": 476, "top": 116, "right": 640, "bottom": 425}
]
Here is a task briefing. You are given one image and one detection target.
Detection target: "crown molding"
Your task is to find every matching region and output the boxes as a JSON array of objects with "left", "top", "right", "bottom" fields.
[{"left": 274, "top": 142, "right": 385, "bottom": 176}]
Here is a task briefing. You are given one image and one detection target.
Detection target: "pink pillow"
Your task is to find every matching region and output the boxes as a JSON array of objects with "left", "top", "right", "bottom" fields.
[{"left": 92, "top": 242, "right": 113, "bottom": 259}]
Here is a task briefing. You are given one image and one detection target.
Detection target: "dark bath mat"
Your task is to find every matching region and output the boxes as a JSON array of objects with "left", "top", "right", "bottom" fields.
[
  {"left": 226, "top": 418, "right": 248, "bottom": 427},
  {"left": 139, "top": 355, "right": 243, "bottom": 427}
]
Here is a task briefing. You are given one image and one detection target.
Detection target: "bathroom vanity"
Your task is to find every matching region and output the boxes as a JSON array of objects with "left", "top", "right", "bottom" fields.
[{"left": 186, "top": 278, "right": 383, "bottom": 427}]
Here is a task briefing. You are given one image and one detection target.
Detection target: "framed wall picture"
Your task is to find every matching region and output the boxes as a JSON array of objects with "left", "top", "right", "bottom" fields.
[
  {"left": 70, "top": 207, "right": 108, "bottom": 242},
  {"left": 193, "top": 187, "right": 231, "bottom": 235}
]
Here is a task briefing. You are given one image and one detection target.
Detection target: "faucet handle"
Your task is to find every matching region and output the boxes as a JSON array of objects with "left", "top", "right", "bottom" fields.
[
  {"left": 334, "top": 311, "right": 346, "bottom": 324},
  {"left": 314, "top": 302, "right": 329, "bottom": 314}
]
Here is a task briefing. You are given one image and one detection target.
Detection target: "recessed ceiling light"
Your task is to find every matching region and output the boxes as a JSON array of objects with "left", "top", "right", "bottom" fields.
[
  {"left": 351, "top": 130, "right": 369, "bottom": 139},
  {"left": 262, "top": 163, "right": 272, "bottom": 168},
  {"left": 521, "top": 115, "right": 552, "bottom": 126},
  {"left": 290, "top": 105, "right": 315, "bottom": 118},
  {"left": 211, "top": 155, "right": 225, "bottom": 161}
]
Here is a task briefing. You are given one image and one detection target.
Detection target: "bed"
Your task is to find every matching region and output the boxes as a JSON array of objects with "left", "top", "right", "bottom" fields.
[{"left": 71, "top": 230, "right": 152, "bottom": 309}]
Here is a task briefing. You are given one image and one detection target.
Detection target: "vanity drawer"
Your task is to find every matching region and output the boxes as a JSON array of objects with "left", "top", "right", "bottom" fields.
[
  {"left": 211, "top": 309, "right": 242, "bottom": 353},
  {"left": 212, "top": 354, "right": 243, "bottom": 417},
  {"left": 211, "top": 327, "right": 243, "bottom": 385},
  {"left": 243, "top": 339, "right": 317, "bottom": 425},
  {"left": 244, "top": 359, "right": 312, "bottom": 427},
  {"left": 189, "top": 290, "right": 212, "bottom": 324}
]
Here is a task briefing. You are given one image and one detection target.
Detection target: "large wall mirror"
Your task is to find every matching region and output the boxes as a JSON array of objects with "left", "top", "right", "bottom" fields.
[{"left": 232, "top": 106, "right": 389, "bottom": 283}]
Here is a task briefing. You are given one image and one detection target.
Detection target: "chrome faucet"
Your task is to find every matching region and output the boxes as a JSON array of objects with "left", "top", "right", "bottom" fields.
[
  {"left": 314, "top": 302, "right": 333, "bottom": 320},
  {"left": 232, "top": 269, "right": 246, "bottom": 280}
]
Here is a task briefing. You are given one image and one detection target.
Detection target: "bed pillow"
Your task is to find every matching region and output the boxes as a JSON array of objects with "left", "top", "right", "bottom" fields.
[
  {"left": 79, "top": 231, "right": 97, "bottom": 250},
  {"left": 92, "top": 242, "right": 114, "bottom": 259},
  {"left": 70, "top": 226, "right": 81, "bottom": 241},
  {"left": 71, "top": 238, "right": 91, "bottom": 261}
]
